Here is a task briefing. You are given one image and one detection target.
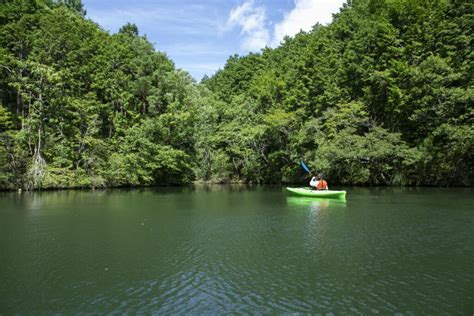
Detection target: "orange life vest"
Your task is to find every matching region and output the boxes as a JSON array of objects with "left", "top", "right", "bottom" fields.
[{"left": 317, "top": 179, "right": 328, "bottom": 190}]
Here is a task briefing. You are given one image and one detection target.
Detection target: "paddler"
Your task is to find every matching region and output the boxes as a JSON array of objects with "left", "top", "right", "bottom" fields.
[
  {"left": 316, "top": 174, "right": 329, "bottom": 190},
  {"left": 309, "top": 175, "right": 319, "bottom": 190},
  {"left": 309, "top": 176, "right": 319, "bottom": 190}
]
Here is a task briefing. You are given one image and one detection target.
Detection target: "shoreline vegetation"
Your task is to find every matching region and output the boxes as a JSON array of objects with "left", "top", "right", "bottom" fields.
[
  {"left": 1, "top": 181, "right": 473, "bottom": 193},
  {"left": 4, "top": 180, "right": 472, "bottom": 197},
  {"left": 0, "top": 0, "right": 472, "bottom": 191}
]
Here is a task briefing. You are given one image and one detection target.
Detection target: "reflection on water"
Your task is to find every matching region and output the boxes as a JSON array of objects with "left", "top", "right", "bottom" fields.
[{"left": 286, "top": 196, "right": 346, "bottom": 210}]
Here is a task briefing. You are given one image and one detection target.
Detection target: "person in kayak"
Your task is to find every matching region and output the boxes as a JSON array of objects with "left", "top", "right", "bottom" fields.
[
  {"left": 316, "top": 174, "right": 329, "bottom": 190},
  {"left": 309, "top": 175, "right": 319, "bottom": 189}
]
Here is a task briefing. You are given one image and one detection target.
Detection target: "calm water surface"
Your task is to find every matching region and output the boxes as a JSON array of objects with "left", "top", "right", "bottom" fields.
[{"left": 0, "top": 186, "right": 473, "bottom": 314}]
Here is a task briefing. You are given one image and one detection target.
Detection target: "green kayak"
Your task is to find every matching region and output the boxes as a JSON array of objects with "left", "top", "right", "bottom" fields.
[{"left": 286, "top": 187, "right": 346, "bottom": 198}]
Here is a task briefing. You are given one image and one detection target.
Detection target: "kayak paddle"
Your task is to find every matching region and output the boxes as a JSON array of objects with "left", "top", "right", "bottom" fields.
[{"left": 300, "top": 161, "right": 311, "bottom": 174}]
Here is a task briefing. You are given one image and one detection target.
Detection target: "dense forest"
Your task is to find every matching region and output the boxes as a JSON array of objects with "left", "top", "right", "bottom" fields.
[{"left": 0, "top": 0, "right": 472, "bottom": 190}]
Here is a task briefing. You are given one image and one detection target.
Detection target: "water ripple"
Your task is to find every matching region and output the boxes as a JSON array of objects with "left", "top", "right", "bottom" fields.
[{"left": 1, "top": 187, "right": 472, "bottom": 314}]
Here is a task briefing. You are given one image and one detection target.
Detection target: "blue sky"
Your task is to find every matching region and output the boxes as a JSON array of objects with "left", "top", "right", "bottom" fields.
[{"left": 83, "top": 0, "right": 346, "bottom": 80}]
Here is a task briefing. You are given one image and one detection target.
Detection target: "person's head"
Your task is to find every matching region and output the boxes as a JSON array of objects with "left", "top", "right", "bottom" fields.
[{"left": 318, "top": 173, "right": 324, "bottom": 180}]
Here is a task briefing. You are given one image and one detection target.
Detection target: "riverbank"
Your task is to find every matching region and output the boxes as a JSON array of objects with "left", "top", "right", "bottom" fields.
[{"left": 2, "top": 179, "right": 473, "bottom": 193}]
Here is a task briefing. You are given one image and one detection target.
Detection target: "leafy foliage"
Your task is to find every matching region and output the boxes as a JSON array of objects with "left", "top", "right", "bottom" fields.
[
  {"left": 0, "top": 0, "right": 472, "bottom": 189},
  {"left": 203, "top": 0, "right": 473, "bottom": 186}
]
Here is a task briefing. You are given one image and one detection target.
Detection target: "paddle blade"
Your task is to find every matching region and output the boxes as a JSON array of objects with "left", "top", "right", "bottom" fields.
[{"left": 300, "top": 161, "right": 311, "bottom": 174}]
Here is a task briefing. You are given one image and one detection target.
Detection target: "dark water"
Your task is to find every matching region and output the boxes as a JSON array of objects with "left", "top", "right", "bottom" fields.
[{"left": 0, "top": 186, "right": 473, "bottom": 314}]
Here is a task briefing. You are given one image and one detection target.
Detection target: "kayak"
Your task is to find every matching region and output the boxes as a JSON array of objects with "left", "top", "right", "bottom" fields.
[
  {"left": 287, "top": 187, "right": 346, "bottom": 198},
  {"left": 286, "top": 187, "right": 346, "bottom": 199}
]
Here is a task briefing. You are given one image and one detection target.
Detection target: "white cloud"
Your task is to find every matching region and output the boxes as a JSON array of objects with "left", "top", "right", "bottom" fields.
[
  {"left": 225, "top": 0, "right": 345, "bottom": 51},
  {"left": 272, "top": 0, "right": 345, "bottom": 46},
  {"left": 87, "top": 5, "right": 220, "bottom": 35},
  {"left": 178, "top": 62, "right": 223, "bottom": 72},
  {"left": 163, "top": 43, "right": 230, "bottom": 57},
  {"left": 225, "top": 0, "right": 270, "bottom": 51}
]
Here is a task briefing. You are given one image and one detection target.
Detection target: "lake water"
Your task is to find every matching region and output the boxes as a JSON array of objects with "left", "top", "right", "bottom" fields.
[{"left": 0, "top": 186, "right": 473, "bottom": 314}]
